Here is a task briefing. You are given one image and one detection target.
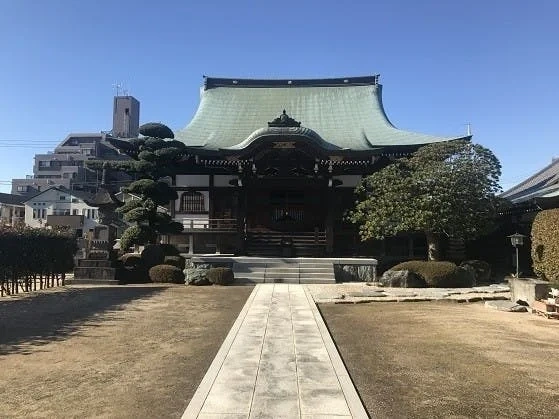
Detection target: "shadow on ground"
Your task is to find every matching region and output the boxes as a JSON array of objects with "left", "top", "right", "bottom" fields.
[{"left": 0, "top": 285, "right": 166, "bottom": 355}]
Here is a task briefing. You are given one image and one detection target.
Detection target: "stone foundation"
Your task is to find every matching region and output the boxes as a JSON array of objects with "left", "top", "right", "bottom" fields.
[{"left": 508, "top": 277, "right": 550, "bottom": 306}]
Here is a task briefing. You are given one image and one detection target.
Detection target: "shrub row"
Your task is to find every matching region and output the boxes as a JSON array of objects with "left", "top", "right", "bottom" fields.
[
  {"left": 0, "top": 225, "right": 76, "bottom": 277},
  {"left": 0, "top": 225, "right": 77, "bottom": 295}
]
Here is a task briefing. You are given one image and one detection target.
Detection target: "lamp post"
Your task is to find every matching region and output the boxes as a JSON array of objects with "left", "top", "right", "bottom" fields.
[{"left": 508, "top": 233, "right": 526, "bottom": 278}]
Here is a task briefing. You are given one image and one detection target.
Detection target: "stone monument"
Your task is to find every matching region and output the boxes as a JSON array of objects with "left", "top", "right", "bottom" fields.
[{"left": 72, "top": 166, "right": 123, "bottom": 284}]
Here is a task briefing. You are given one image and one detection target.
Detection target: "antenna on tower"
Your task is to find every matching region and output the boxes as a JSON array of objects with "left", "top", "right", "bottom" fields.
[
  {"left": 466, "top": 123, "right": 472, "bottom": 136},
  {"left": 112, "top": 82, "right": 122, "bottom": 96},
  {"left": 122, "top": 82, "right": 129, "bottom": 96}
]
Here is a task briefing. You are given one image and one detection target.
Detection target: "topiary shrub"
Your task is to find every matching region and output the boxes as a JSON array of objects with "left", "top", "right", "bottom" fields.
[
  {"left": 119, "top": 225, "right": 154, "bottom": 253},
  {"left": 390, "top": 260, "right": 474, "bottom": 288},
  {"left": 141, "top": 244, "right": 165, "bottom": 269},
  {"left": 163, "top": 255, "right": 186, "bottom": 270},
  {"left": 207, "top": 267, "right": 235, "bottom": 285},
  {"left": 116, "top": 254, "right": 148, "bottom": 283},
  {"left": 119, "top": 253, "right": 143, "bottom": 268},
  {"left": 160, "top": 244, "right": 180, "bottom": 257},
  {"left": 531, "top": 209, "right": 559, "bottom": 281},
  {"left": 149, "top": 264, "right": 185, "bottom": 283},
  {"left": 139, "top": 122, "right": 174, "bottom": 139}
]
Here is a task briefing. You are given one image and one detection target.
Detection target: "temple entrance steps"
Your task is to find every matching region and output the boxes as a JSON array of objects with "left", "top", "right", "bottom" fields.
[
  {"left": 245, "top": 230, "right": 326, "bottom": 257},
  {"left": 232, "top": 257, "right": 335, "bottom": 284}
]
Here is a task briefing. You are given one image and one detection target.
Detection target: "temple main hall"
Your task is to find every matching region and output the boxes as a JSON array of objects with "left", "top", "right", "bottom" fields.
[{"left": 168, "top": 76, "right": 468, "bottom": 257}]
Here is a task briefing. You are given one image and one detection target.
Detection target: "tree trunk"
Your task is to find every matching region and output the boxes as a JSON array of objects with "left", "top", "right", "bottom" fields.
[{"left": 425, "top": 232, "right": 441, "bottom": 261}]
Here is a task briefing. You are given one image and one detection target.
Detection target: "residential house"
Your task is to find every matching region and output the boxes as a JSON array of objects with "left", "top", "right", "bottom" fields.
[
  {"left": 0, "top": 193, "right": 25, "bottom": 227},
  {"left": 24, "top": 186, "right": 99, "bottom": 236}
]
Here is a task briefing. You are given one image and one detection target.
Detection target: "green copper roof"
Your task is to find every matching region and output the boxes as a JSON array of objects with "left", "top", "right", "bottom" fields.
[{"left": 175, "top": 76, "right": 467, "bottom": 152}]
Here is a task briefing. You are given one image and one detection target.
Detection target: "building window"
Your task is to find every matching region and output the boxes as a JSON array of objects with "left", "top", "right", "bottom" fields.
[
  {"left": 60, "top": 195, "right": 66, "bottom": 200},
  {"left": 41, "top": 209, "right": 46, "bottom": 219},
  {"left": 72, "top": 209, "right": 78, "bottom": 215},
  {"left": 17, "top": 185, "right": 27, "bottom": 192},
  {"left": 179, "top": 191, "right": 205, "bottom": 213}
]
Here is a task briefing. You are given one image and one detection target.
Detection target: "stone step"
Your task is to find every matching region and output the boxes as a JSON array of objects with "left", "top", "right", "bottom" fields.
[
  {"left": 67, "top": 279, "right": 120, "bottom": 285},
  {"left": 73, "top": 267, "right": 116, "bottom": 281},
  {"left": 264, "top": 272, "right": 300, "bottom": 279},
  {"left": 77, "top": 259, "right": 112, "bottom": 268},
  {"left": 233, "top": 265, "right": 266, "bottom": 272},
  {"left": 263, "top": 277, "right": 300, "bottom": 284},
  {"left": 299, "top": 272, "right": 335, "bottom": 278},
  {"left": 301, "top": 269, "right": 334, "bottom": 273}
]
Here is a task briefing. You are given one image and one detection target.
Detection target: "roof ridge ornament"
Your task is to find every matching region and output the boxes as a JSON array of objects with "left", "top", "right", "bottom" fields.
[{"left": 268, "top": 110, "right": 301, "bottom": 128}]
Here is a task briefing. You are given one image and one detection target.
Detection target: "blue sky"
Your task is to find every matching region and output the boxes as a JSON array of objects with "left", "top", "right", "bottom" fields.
[{"left": 0, "top": 0, "right": 558, "bottom": 193}]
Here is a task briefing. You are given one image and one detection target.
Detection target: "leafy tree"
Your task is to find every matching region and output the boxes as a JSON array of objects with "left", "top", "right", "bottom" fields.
[
  {"left": 88, "top": 123, "right": 185, "bottom": 251},
  {"left": 349, "top": 139, "right": 502, "bottom": 260}
]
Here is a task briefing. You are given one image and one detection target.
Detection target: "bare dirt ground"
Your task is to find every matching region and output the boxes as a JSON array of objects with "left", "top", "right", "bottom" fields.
[
  {"left": 320, "top": 301, "right": 559, "bottom": 419},
  {"left": 0, "top": 284, "right": 253, "bottom": 418}
]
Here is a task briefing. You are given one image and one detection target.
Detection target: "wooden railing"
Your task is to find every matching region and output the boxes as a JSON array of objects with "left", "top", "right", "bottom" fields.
[{"left": 181, "top": 218, "right": 237, "bottom": 232}]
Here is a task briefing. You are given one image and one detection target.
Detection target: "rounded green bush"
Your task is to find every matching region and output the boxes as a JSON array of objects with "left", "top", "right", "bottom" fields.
[
  {"left": 390, "top": 260, "right": 474, "bottom": 288},
  {"left": 141, "top": 244, "right": 165, "bottom": 269},
  {"left": 149, "top": 264, "right": 185, "bottom": 283},
  {"left": 207, "top": 267, "right": 235, "bottom": 285},
  {"left": 163, "top": 255, "right": 186, "bottom": 270}
]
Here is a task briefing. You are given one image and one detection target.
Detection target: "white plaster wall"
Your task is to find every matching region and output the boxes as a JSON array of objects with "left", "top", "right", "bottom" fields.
[
  {"left": 214, "top": 175, "right": 236, "bottom": 187},
  {"left": 175, "top": 174, "right": 209, "bottom": 187}
]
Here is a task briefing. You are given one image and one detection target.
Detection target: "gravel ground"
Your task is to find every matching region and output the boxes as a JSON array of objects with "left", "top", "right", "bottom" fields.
[
  {"left": 0, "top": 284, "right": 253, "bottom": 419},
  {"left": 320, "top": 300, "right": 559, "bottom": 419}
]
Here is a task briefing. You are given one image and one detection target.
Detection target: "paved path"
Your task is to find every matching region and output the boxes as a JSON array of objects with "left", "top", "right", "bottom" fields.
[{"left": 182, "top": 284, "right": 368, "bottom": 418}]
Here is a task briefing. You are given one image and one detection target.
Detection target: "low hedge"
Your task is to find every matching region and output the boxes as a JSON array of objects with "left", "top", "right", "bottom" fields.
[
  {"left": 532, "top": 209, "right": 559, "bottom": 281},
  {"left": 149, "top": 264, "right": 185, "bottom": 284},
  {"left": 163, "top": 255, "right": 186, "bottom": 270},
  {"left": 390, "top": 260, "right": 474, "bottom": 288},
  {"left": 207, "top": 267, "right": 234, "bottom": 285}
]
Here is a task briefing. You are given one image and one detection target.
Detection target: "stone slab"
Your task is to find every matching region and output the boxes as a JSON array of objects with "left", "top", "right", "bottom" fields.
[
  {"left": 182, "top": 284, "right": 368, "bottom": 418},
  {"left": 485, "top": 300, "right": 529, "bottom": 312}
]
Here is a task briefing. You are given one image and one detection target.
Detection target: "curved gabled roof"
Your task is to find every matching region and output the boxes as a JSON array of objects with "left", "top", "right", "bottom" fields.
[
  {"left": 175, "top": 76, "right": 467, "bottom": 152},
  {"left": 501, "top": 158, "right": 559, "bottom": 204}
]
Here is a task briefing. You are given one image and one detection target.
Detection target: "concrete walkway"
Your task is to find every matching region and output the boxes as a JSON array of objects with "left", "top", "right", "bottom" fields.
[{"left": 182, "top": 284, "right": 368, "bottom": 418}]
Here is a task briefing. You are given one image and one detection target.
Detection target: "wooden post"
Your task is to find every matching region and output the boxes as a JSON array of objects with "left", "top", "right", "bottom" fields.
[{"left": 325, "top": 185, "right": 334, "bottom": 255}]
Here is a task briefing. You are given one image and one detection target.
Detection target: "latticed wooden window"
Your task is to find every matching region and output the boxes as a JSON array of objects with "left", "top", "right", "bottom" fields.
[{"left": 180, "top": 191, "right": 205, "bottom": 213}]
